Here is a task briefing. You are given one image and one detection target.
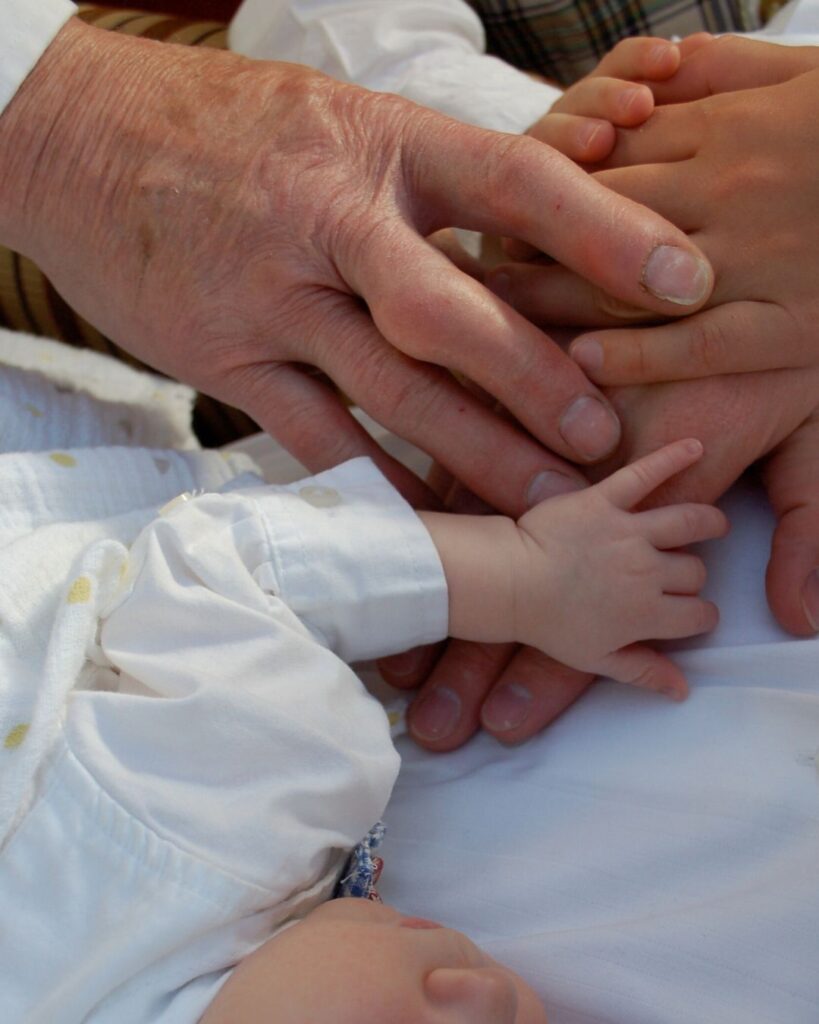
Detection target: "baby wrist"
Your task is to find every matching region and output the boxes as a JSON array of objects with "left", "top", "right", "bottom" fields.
[{"left": 419, "top": 511, "right": 522, "bottom": 644}]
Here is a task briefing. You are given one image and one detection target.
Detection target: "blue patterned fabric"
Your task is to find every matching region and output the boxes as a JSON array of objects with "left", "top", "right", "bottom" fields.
[{"left": 334, "top": 822, "right": 386, "bottom": 901}]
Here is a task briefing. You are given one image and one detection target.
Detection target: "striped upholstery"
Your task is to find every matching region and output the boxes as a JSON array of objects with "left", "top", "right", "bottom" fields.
[{"left": 0, "top": 6, "right": 257, "bottom": 446}]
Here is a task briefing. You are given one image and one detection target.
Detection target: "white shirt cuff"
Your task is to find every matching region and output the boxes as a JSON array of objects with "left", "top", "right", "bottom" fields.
[
  {"left": 253, "top": 457, "right": 449, "bottom": 662},
  {"left": 0, "top": 0, "right": 77, "bottom": 116}
]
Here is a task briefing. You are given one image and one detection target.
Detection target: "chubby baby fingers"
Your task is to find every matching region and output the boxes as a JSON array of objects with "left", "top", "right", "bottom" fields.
[
  {"left": 661, "top": 552, "right": 707, "bottom": 596},
  {"left": 596, "top": 644, "right": 688, "bottom": 699},
  {"left": 639, "top": 503, "right": 729, "bottom": 549},
  {"left": 654, "top": 595, "right": 719, "bottom": 640}
]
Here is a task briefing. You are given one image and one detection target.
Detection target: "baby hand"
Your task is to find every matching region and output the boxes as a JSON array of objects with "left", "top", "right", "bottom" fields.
[{"left": 513, "top": 439, "right": 729, "bottom": 698}]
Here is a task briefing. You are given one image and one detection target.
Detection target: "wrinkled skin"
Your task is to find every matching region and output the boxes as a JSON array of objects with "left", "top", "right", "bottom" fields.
[{"left": 0, "top": 17, "right": 714, "bottom": 516}]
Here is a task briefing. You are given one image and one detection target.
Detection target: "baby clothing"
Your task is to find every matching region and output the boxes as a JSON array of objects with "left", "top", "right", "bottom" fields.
[{"left": 0, "top": 331, "right": 448, "bottom": 1022}]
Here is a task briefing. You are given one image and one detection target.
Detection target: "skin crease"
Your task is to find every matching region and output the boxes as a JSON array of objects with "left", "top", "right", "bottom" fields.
[
  {"left": 0, "top": 19, "right": 717, "bottom": 521},
  {"left": 199, "top": 899, "right": 547, "bottom": 1024},
  {"left": 383, "top": 38, "right": 819, "bottom": 751}
]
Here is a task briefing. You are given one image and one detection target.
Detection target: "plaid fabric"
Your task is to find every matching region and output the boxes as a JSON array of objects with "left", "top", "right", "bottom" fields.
[{"left": 467, "top": 0, "right": 771, "bottom": 85}]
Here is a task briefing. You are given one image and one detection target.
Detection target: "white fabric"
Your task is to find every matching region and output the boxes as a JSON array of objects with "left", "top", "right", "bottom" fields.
[
  {"left": 230, "top": 0, "right": 819, "bottom": 135},
  {"left": 0, "top": 0, "right": 76, "bottom": 116},
  {"left": 237, "top": 427, "right": 819, "bottom": 1023},
  {"left": 380, "top": 477, "right": 819, "bottom": 1023},
  {"left": 229, "top": 0, "right": 561, "bottom": 133},
  {"left": 0, "top": 346, "right": 448, "bottom": 1023}
]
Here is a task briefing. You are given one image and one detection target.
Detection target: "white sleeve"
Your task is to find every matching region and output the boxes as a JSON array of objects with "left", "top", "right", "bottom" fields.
[
  {"left": 229, "top": 0, "right": 561, "bottom": 133},
  {"left": 0, "top": 0, "right": 77, "bottom": 116},
  {"left": 69, "top": 458, "right": 447, "bottom": 892}
]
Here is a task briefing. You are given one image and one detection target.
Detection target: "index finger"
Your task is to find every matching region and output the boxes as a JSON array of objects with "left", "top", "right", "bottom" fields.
[
  {"left": 411, "top": 120, "right": 713, "bottom": 314},
  {"left": 596, "top": 438, "right": 705, "bottom": 509}
]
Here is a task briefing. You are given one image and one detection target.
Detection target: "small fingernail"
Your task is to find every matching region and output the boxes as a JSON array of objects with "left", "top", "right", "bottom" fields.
[
  {"left": 801, "top": 569, "right": 819, "bottom": 632},
  {"left": 651, "top": 41, "right": 673, "bottom": 65},
  {"left": 383, "top": 648, "right": 425, "bottom": 677},
  {"left": 559, "top": 395, "right": 620, "bottom": 460},
  {"left": 410, "top": 687, "right": 461, "bottom": 741},
  {"left": 642, "top": 245, "right": 711, "bottom": 306},
  {"left": 620, "top": 86, "right": 645, "bottom": 114},
  {"left": 482, "top": 683, "right": 533, "bottom": 731},
  {"left": 658, "top": 685, "right": 686, "bottom": 701},
  {"left": 579, "top": 122, "right": 605, "bottom": 152},
  {"left": 526, "top": 469, "right": 585, "bottom": 507},
  {"left": 570, "top": 338, "right": 603, "bottom": 375},
  {"left": 488, "top": 271, "right": 511, "bottom": 303}
]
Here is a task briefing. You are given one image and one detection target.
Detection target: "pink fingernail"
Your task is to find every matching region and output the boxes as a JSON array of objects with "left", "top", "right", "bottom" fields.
[
  {"left": 527, "top": 470, "right": 585, "bottom": 507},
  {"left": 570, "top": 338, "right": 603, "bottom": 375},
  {"left": 559, "top": 395, "right": 621, "bottom": 460},
  {"left": 482, "top": 683, "right": 532, "bottom": 731},
  {"left": 410, "top": 687, "right": 461, "bottom": 741},
  {"left": 643, "top": 245, "right": 711, "bottom": 305}
]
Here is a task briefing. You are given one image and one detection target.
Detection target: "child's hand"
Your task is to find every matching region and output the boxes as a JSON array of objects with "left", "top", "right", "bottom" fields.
[
  {"left": 513, "top": 439, "right": 728, "bottom": 698},
  {"left": 530, "top": 37, "right": 682, "bottom": 166}
]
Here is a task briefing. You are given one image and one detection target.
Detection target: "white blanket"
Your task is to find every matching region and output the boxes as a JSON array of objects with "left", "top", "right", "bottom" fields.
[{"left": 238, "top": 424, "right": 819, "bottom": 1024}]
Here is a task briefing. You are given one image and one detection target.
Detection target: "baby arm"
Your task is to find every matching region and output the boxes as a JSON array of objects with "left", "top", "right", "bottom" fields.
[{"left": 421, "top": 439, "right": 728, "bottom": 698}]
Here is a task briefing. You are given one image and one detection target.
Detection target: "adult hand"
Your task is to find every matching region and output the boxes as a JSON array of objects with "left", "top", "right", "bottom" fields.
[
  {"left": 0, "top": 18, "right": 713, "bottom": 516},
  {"left": 387, "top": 365, "right": 819, "bottom": 750},
  {"left": 390, "top": 40, "right": 819, "bottom": 751}
]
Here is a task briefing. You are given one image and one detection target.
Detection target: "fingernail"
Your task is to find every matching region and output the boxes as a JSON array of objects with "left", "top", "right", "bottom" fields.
[
  {"left": 579, "top": 122, "right": 605, "bottom": 152},
  {"left": 526, "top": 469, "right": 585, "bottom": 507},
  {"left": 410, "top": 687, "right": 461, "bottom": 741},
  {"left": 620, "top": 87, "right": 645, "bottom": 115},
  {"left": 642, "top": 245, "right": 711, "bottom": 305},
  {"left": 651, "top": 41, "right": 673, "bottom": 65},
  {"left": 559, "top": 395, "right": 620, "bottom": 460},
  {"left": 801, "top": 569, "right": 819, "bottom": 632},
  {"left": 482, "top": 683, "right": 533, "bottom": 731},
  {"left": 570, "top": 338, "right": 603, "bottom": 375},
  {"left": 658, "top": 685, "right": 685, "bottom": 701},
  {"left": 383, "top": 648, "right": 425, "bottom": 677}
]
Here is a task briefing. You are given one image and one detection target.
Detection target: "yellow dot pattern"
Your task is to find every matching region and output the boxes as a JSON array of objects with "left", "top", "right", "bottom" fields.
[
  {"left": 67, "top": 576, "right": 92, "bottom": 604},
  {"left": 49, "top": 452, "right": 76, "bottom": 468},
  {"left": 4, "top": 724, "right": 29, "bottom": 750},
  {"left": 387, "top": 710, "right": 402, "bottom": 728},
  {"left": 24, "top": 403, "right": 43, "bottom": 418}
]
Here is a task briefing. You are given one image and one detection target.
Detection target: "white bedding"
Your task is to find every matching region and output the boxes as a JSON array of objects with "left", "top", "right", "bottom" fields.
[{"left": 235, "top": 421, "right": 819, "bottom": 1023}]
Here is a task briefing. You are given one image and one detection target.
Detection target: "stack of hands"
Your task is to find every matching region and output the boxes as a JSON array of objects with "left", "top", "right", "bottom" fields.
[
  {"left": 1, "top": 20, "right": 817, "bottom": 751},
  {"left": 388, "top": 34, "right": 819, "bottom": 750}
]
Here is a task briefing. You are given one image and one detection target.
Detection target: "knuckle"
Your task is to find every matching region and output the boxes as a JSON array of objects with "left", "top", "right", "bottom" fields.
[{"left": 688, "top": 316, "right": 732, "bottom": 373}]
